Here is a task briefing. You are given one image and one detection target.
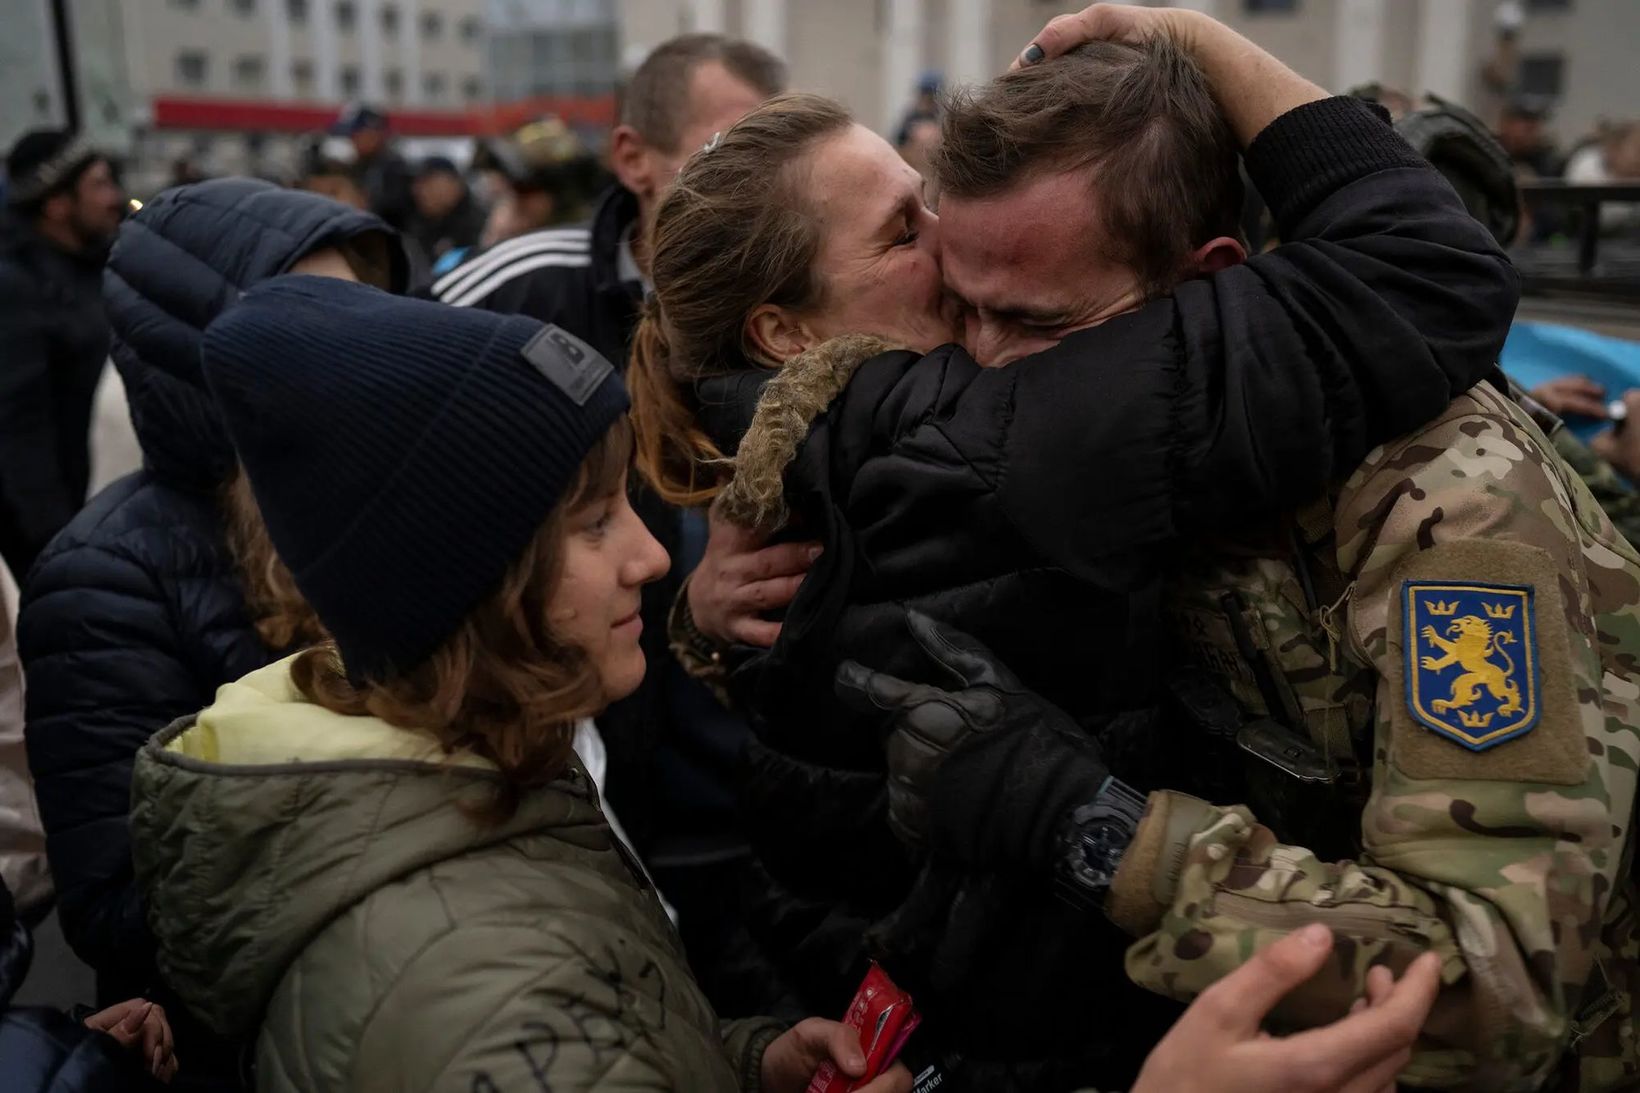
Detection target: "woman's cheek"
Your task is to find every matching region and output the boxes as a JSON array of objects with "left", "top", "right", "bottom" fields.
[{"left": 920, "top": 253, "right": 945, "bottom": 304}]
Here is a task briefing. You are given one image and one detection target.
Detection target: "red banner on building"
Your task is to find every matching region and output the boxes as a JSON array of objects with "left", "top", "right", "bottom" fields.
[{"left": 150, "top": 95, "right": 616, "bottom": 136}]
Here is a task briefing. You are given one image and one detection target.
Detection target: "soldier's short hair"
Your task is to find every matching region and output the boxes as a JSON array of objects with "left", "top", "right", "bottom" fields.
[
  {"left": 933, "top": 38, "right": 1244, "bottom": 299},
  {"left": 619, "top": 34, "right": 789, "bottom": 155}
]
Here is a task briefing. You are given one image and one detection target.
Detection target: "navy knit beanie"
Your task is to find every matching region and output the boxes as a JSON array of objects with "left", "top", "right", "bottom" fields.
[{"left": 202, "top": 274, "right": 629, "bottom": 682}]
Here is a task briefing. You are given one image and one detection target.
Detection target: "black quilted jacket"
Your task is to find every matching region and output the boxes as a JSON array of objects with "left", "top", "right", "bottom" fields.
[
  {"left": 18, "top": 180, "right": 402, "bottom": 1083},
  {"left": 0, "top": 877, "right": 162, "bottom": 1092}
]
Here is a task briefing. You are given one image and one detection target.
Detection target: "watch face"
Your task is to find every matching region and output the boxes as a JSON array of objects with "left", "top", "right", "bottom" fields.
[
  {"left": 1080, "top": 831, "right": 1103, "bottom": 867},
  {"left": 1079, "top": 830, "right": 1114, "bottom": 879},
  {"left": 1079, "top": 820, "right": 1131, "bottom": 879}
]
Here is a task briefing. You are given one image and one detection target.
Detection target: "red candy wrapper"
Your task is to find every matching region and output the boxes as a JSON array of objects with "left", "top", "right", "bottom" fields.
[{"left": 806, "top": 963, "right": 921, "bottom": 1093}]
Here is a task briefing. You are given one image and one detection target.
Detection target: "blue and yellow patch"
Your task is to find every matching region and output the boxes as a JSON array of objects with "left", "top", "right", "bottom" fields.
[{"left": 1403, "top": 581, "right": 1540, "bottom": 751}]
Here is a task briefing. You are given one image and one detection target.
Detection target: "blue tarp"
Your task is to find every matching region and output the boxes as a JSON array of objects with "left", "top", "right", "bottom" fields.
[{"left": 1501, "top": 321, "right": 1640, "bottom": 442}]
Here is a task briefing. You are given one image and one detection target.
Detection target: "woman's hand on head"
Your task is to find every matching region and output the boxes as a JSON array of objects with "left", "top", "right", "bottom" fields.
[
  {"left": 85, "top": 998, "right": 179, "bottom": 1084},
  {"left": 687, "top": 503, "right": 819, "bottom": 648},
  {"left": 1012, "top": 3, "right": 1207, "bottom": 68},
  {"left": 1012, "top": 2, "right": 1325, "bottom": 145},
  {"left": 760, "top": 1018, "right": 913, "bottom": 1093}
]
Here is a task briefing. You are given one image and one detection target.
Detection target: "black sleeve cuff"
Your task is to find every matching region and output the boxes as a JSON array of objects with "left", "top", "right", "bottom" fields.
[{"left": 1244, "top": 96, "right": 1430, "bottom": 239}]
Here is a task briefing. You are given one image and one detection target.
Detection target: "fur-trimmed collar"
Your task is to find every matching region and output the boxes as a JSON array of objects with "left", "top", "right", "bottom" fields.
[{"left": 716, "top": 335, "right": 900, "bottom": 531}]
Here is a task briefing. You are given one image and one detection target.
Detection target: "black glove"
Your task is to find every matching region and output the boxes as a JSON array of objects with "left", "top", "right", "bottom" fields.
[{"left": 836, "top": 611, "right": 1107, "bottom": 871}]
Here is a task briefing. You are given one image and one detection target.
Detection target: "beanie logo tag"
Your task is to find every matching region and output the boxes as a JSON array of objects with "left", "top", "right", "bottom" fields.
[{"left": 520, "top": 325, "right": 614, "bottom": 406}]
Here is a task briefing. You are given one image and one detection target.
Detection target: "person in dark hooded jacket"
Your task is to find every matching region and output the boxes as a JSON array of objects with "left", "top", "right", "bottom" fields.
[{"left": 18, "top": 178, "right": 405, "bottom": 1089}]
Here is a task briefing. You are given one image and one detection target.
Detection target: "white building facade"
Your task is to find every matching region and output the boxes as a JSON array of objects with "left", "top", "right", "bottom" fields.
[{"left": 616, "top": 0, "right": 1637, "bottom": 148}]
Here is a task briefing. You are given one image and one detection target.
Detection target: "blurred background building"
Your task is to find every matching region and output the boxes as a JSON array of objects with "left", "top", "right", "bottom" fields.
[
  {"left": 491, "top": 0, "right": 620, "bottom": 100},
  {"left": 616, "top": 0, "right": 1635, "bottom": 151},
  {"left": 3, "top": 0, "right": 1633, "bottom": 195},
  {"left": 1, "top": 0, "right": 613, "bottom": 193}
]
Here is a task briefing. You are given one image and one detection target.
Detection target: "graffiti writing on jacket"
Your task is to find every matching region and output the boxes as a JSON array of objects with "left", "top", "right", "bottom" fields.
[{"left": 469, "top": 937, "right": 670, "bottom": 1092}]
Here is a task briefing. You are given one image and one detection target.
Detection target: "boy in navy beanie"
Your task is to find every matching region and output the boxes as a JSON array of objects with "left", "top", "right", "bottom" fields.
[{"left": 201, "top": 274, "right": 630, "bottom": 681}]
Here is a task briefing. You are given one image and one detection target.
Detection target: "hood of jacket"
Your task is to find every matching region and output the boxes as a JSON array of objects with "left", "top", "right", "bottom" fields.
[
  {"left": 701, "top": 335, "right": 904, "bottom": 530},
  {"left": 702, "top": 331, "right": 1152, "bottom": 740},
  {"left": 104, "top": 178, "right": 407, "bottom": 492},
  {"left": 129, "top": 656, "right": 600, "bottom": 1039}
]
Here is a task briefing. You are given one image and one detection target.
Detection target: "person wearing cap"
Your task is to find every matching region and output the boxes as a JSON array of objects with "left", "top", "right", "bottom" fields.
[
  {"left": 0, "top": 129, "right": 125, "bottom": 579},
  {"left": 1497, "top": 93, "right": 1563, "bottom": 179},
  {"left": 894, "top": 69, "right": 943, "bottom": 150},
  {"left": 126, "top": 277, "right": 908, "bottom": 1093},
  {"left": 463, "top": 117, "right": 604, "bottom": 260},
  {"left": 333, "top": 103, "right": 415, "bottom": 230},
  {"left": 406, "top": 155, "right": 487, "bottom": 271}
]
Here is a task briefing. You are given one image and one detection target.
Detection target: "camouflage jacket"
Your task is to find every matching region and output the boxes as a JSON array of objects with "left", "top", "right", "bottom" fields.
[{"left": 1107, "top": 381, "right": 1640, "bottom": 1091}]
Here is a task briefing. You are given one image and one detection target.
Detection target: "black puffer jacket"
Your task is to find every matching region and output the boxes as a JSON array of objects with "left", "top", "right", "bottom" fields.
[
  {"left": 0, "top": 876, "right": 160, "bottom": 1092},
  {"left": 18, "top": 180, "right": 401, "bottom": 1064},
  {"left": 702, "top": 99, "right": 1522, "bottom": 1089}
]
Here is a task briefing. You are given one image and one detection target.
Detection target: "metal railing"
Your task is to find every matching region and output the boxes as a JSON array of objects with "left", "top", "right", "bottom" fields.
[{"left": 1512, "top": 181, "right": 1640, "bottom": 303}]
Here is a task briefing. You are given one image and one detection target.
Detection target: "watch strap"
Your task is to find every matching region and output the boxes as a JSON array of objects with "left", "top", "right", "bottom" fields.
[{"left": 1055, "top": 776, "right": 1147, "bottom": 911}]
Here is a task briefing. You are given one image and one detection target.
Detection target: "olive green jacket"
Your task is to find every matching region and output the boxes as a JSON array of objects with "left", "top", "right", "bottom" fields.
[{"left": 131, "top": 657, "right": 783, "bottom": 1092}]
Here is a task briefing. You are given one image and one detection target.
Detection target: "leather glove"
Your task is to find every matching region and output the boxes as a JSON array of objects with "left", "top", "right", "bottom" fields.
[{"left": 836, "top": 611, "right": 1107, "bottom": 871}]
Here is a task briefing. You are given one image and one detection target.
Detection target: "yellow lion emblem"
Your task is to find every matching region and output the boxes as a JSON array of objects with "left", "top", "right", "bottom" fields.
[{"left": 1420, "top": 615, "right": 1522, "bottom": 717}]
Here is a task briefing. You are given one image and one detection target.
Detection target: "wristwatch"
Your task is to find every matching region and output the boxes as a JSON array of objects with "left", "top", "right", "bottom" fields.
[
  {"left": 1055, "top": 776, "right": 1148, "bottom": 911},
  {"left": 668, "top": 575, "right": 729, "bottom": 684}
]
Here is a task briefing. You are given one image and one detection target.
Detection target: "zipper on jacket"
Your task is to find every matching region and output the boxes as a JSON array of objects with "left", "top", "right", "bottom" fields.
[{"left": 1214, "top": 888, "right": 1433, "bottom": 945}]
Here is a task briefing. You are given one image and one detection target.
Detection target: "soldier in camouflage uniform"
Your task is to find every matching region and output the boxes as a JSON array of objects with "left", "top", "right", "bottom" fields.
[
  {"left": 832, "top": 10, "right": 1640, "bottom": 1091},
  {"left": 1136, "top": 375, "right": 1640, "bottom": 1091},
  {"left": 860, "top": 375, "right": 1640, "bottom": 1091}
]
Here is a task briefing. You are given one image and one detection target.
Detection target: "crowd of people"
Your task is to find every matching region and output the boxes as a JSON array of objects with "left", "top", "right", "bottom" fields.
[
  {"left": 293, "top": 103, "right": 610, "bottom": 285},
  {"left": 0, "top": 3, "right": 1637, "bottom": 1091}
]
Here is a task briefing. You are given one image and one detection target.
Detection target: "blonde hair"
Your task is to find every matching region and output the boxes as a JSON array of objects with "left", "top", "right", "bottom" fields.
[
  {"left": 628, "top": 93, "right": 854, "bottom": 507},
  {"left": 288, "top": 417, "right": 635, "bottom": 820}
]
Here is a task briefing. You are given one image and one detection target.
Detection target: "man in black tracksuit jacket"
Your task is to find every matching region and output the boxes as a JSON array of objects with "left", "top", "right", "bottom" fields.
[{"left": 428, "top": 33, "right": 788, "bottom": 1012}]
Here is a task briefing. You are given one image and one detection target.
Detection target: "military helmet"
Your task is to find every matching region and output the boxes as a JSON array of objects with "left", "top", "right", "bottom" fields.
[{"left": 1394, "top": 95, "right": 1521, "bottom": 247}]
